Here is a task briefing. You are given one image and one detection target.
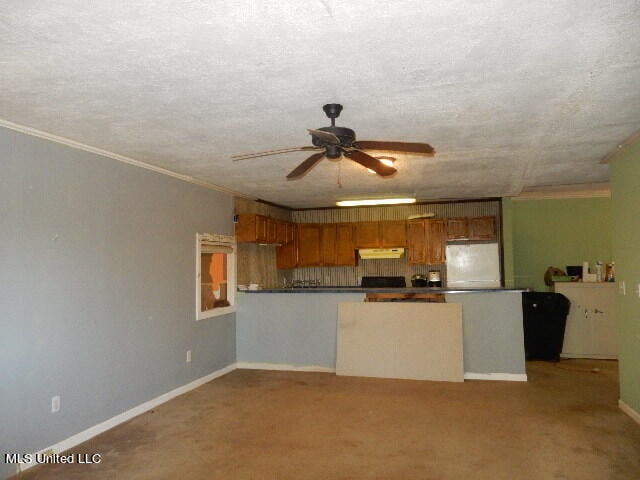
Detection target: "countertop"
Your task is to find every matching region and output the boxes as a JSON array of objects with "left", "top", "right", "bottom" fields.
[{"left": 238, "top": 287, "right": 528, "bottom": 294}]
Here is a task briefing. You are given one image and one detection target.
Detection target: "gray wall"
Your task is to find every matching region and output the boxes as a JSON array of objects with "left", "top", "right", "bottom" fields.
[
  {"left": 236, "top": 292, "right": 363, "bottom": 367},
  {"left": 236, "top": 291, "right": 526, "bottom": 375},
  {"left": 0, "top": 127, "right": 236, "bottom": 478},
  {"left": 446, "top": 292, "right": 526, "bottom": 375}
]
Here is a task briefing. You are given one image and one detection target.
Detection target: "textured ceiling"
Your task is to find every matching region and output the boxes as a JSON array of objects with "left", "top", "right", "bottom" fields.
[{"left": 1, "top": 1, "right": 639, "bottom": 208}]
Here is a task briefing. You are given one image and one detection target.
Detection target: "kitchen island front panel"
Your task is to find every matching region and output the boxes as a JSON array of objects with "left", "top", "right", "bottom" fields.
[{"left": 236, "top": 290, "right": 526, "bottom": 379}]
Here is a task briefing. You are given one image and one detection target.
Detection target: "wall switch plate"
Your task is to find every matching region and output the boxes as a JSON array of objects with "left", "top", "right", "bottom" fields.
[
  {"left": 636, "top": 283, "right": 640, "bottom": 298},
  {"left": 619, "top": 281, "right": 626, "bottom": 296},
  {"left": 51, "top": 396, "right": 60, "bottom": 413},
  {"left": 186, "top": 350, "right": 192, "bottom": 363}
]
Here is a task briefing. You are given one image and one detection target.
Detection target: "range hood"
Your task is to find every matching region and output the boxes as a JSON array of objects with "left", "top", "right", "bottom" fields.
[{"left": 358, "top": 248, "right": 405, "bottom": 260}]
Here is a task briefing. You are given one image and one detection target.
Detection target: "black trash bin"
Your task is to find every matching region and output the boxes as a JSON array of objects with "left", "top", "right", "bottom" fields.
[{"left": 522, "top": 292, "right": 571, "bottom": 361}]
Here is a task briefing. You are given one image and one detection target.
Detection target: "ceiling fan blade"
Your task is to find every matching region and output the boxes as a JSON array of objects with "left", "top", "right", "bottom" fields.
[
  {"left": 308, "top": 129, "right": 340, "bottom": 145},
  {"left": 286, "top": 152, "right": 326, "bottom": 180},
  {"left": 345, "top": 149, "right": 397, "bottom": 177},
  {"left": 232, "top": 146, "right": 321, "bottom": 161},
  {"left": 353, "top": 140, "right": 435, "bottom": 156}
]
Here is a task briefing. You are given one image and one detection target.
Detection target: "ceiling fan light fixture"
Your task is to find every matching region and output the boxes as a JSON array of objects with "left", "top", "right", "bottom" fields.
[
  {"left": 336, "top": 198, "right": 417, "bottom": 207},
  {"left": 367, "top": 156, "right": 395, "bottom": 173}
]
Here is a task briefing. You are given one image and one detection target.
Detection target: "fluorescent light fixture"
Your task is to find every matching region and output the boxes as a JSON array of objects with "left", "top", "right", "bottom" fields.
[{"left": 336, "top": 198, "right": 417, "bottom": 207}]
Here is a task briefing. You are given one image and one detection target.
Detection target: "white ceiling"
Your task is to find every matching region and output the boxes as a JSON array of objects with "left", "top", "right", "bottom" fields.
[{"left": 1, "top": 1, "right": 639, "bottom": 208}]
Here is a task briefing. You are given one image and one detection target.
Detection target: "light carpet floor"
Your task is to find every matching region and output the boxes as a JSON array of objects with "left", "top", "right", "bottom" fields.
[{"left": 13, "top": 359, "right": 640, "bottom": 479}]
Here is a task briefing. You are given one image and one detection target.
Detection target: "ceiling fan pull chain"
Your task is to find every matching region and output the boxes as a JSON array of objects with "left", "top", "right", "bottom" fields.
[{"left": 337, "top": 161, "right": 342, "bottom": 188}]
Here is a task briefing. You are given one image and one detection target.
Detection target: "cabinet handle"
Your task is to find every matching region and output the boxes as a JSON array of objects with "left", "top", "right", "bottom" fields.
[{"left": 594, "top": 308, "right": 604, "bottom": 314}]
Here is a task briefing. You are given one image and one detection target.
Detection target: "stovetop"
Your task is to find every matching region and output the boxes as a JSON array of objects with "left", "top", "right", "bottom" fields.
[{"left": 360, "top": 276, "right": 407, "bottom": 288}]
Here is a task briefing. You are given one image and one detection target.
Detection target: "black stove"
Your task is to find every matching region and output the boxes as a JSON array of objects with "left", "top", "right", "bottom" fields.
[{"left": 360, "top": 276, "right": 406, "bottom": 288}]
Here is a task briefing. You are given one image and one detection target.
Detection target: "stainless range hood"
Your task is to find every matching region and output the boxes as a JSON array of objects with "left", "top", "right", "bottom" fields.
[{"left": 358, "top": 248, "right": 405, "bottom": 260}]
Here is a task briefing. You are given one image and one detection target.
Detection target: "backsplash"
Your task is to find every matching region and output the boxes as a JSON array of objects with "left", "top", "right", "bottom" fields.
[{"left": 291, "top": 258, "right": 445, "bottom": 287}]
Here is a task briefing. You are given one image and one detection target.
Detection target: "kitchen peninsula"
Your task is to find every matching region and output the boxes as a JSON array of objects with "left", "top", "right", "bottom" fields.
[{"left": 236, "top": 287, "right": 528, "bottom": 381}]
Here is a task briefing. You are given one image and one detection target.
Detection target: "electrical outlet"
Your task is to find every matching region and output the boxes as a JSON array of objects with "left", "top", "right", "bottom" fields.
[
  {"left": 619, "top": 281, "right": 626, "bottom": 296},
  {"left": 186, "top": 350, "right": 192, "bottom": 363},
  {"left": 636, "top": 283, "right": 640, "bottom": 298},
  {"left": 51, "top": 396, "right": 60, "bottom": 413}
]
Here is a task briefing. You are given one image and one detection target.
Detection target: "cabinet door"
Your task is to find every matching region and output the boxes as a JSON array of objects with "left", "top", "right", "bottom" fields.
[
  {"left": 380, "top": 221, "right": 407, "bottom": 247},
  {"left": 297, "top": 224, "right": 322, "bottom": 266},
  {"left": 561, "top": 296, "right": 590, "bottom": 357},
  {"left": 590, "top": 286, "right": 618, "bottom": 357},
  {"left": 276, "top": 224, "right": 297, "bottom": 269},
  {"left": 285, "top": 222, "right": 296, "bottom": 243},
  {"left": 558, "top": 284, "right": 617, "bottom": 358},
  {"left": 320, "top": 224, "right": 337, "bottom": 265},
  {"left": 335, "top": 223, "right": 356, "bottom": 266},
  {"left": 468, "top": 216, "right": 496, "bottom": 241},
  {"left": 407, "top": 220, "right": 427, "bottom": 264},
  {"left": 266, "top": 217, "right": 278, "bottom": 243},
  {"left": 426, "top": 219, "right": 446, "bottom": 264},
  {"left": 275, "top": 220, "right": 288, "bottom": 244},
  {"left": 446, "top": 218, "right": 468, "bottom": 240},
  {"left": 234, "top": 214, "right": 258, "bottom": 242},
  {"left": 354, "top": 222, "right": 380, "bottom": 248},
  {"left": 254, "top": 215, "right": 268, "bottom": 243}
]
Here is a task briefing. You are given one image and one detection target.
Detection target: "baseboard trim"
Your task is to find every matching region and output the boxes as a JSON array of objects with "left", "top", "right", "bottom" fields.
[
  {"left": 464, "top": 372, "right": 528, "bottom": 382},
  {"left": 236, "top": 361, "right": 335, "bottom": 373},
  {"left": 619, "top": 400, "right": 640, "bottom": 425},
  {"left": 15, "top": 363, "right": 236, "bottom": 475}
]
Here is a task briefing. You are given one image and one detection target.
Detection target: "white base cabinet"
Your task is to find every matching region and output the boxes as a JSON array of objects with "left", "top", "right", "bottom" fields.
[{"left": 554, "top": 283, "right": 618, "bottom": 359}]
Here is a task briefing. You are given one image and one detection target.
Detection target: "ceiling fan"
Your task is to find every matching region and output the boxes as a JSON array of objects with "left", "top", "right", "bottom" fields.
[{"left": 231, "top": 104, "right": 435, "bottom": 180}]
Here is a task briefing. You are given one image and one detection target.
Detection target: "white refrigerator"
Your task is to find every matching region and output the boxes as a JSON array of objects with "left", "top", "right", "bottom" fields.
[{"left": 446, "top": 243, "right": 501, "bottom": 288}]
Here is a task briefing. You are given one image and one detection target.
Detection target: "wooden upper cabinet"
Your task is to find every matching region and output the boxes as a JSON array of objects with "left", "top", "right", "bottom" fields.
[
  {"left": 320, "top": 224, "right": 337, "bottom": 265},
  {"left": 408, "top": 219, "right": 446, "bottom": 265},
  {"left": 236, "top": 214, "right": 295, "bottom": 245},
  {"left": 286, "top": 222, "right": 296, "bottom": 243},
  {"left": 266, "top": 217, "right": 278, "bottom": 243},
  {"left": 380, "top": 221, "right": 407, "bottom": 247},
  {"left": 446, "top": 216, "right": 497, "bottom": 241},
  {"left": 275, "top": 220, "right": 288, "bottom": 244},
  {"left": 276, "top": 224, "right": 298, "bottom": 269},
  {"left": 468, "top": 216, "right": 497, "bottom": 241},
  {"left": 407, "top": 220, "right": 427, "bottom": 264},
  {"left": 234, "top": 213, "right": 255, "bottom": 242},
  {"left": 254, "top": 215, "right": 268, "bottom": 242},
  {"left": 446, "top": 217, "right": 468, "bottom": 240},
  {"left": 426, "top": 219, "right": 446, "bottom": 264},
  {"left": 235, "top": 213, "right": 269, "bottom": 243},
  {"left": 354, "top": 222, "right": 380, "bottom": 248},
  {"left": 335, "top": 223, "right": 356, "bottom": 266},
  {"left": 297, "top": 224, "right": 322, "bottom": 266}
]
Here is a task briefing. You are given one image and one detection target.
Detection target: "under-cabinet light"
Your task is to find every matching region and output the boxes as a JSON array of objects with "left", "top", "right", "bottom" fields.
[{"left": 335, "top": 198, "right": 417, "bottom": 207}]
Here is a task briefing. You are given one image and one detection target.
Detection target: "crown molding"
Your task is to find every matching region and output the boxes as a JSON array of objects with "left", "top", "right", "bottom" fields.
[
  {"left": 511, "top": 183, "right": 610, "bottom": 200},
  {"left": 0, "top": 118, "right": 252, "bottom": 199},
  {"left": 600, "top": 129, "right": 640, "bottom": 164}
]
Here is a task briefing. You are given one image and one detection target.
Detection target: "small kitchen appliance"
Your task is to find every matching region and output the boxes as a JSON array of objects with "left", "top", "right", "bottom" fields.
[{"left": 427, "top": 271, "right": 442, "bottom": 287}]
